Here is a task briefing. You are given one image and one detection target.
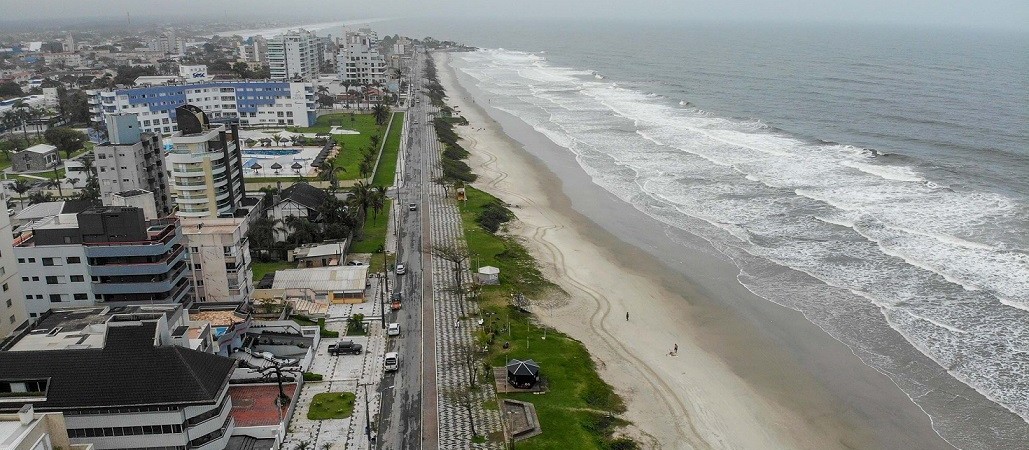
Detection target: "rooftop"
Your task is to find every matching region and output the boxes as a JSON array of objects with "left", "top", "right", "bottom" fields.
[
  {"left": 4, "top": 305, "right": 183, "bottom": 352},
  {"left": 227, "top": 383, "right": 297, "bottom": 427},
  {"left": 22, "top": 144, "right": 56, "bottom": 154},
  {"left": 271, "top": 266, "right": 369, "bottom": 293},
  {"left": 0, "top": 322, "right": 236, "bottom": 412}
]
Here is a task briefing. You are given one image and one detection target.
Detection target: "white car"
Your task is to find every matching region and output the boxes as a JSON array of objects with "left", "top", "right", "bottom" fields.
[
  {"left": 384, "top": 352, "right": 400, "bottom": 372},
  {"left": 387, "top": 323, "right": 401, "bottom": 336},
  {"left": 396, "top": 263, "right": 406, "bottom": 275}
]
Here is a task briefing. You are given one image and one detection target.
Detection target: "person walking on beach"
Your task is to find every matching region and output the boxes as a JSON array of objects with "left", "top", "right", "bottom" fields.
[
  {"left": 626, "top": 311, "right": 629, "bottom": 321},
  {"left": 674, "top": 344, "right": 678, "bottom": 355}
]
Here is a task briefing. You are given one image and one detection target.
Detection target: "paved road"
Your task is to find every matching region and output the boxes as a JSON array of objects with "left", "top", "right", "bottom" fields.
[{"left": 377, "top": 51, "right": 438, "bottom": 450}]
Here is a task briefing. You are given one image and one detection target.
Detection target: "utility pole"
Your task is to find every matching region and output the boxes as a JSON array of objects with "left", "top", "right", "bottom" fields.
[
  {"left": 362, "top": 383, "right": 372, "bottom": 443},
  {"left": 379, "top": 276, "right": 386, "bottom": 328}
]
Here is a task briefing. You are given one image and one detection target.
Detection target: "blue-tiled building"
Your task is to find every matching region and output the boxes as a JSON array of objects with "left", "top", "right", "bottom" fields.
[{"left": 87, "top": 80, "right": 316, "bottom": 135}]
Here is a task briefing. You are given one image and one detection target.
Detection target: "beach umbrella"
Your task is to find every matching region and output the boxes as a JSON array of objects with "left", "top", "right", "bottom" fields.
[
  {"left": 291, "top": 162, "right": 303, "bottom": 174},
  {"left": 506, "top": 359, "right": 540, "bottom": 389},
  {"left": 250, "top": 162, "right": 262, "bottom": 174},
  {"left": 271, "top": 162, "right": 282, "bottom": 174}
]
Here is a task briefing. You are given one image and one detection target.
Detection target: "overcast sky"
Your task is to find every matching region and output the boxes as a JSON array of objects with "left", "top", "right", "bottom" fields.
[{"left": 0, "top": 0, "right": 1026, "bottom": 31}]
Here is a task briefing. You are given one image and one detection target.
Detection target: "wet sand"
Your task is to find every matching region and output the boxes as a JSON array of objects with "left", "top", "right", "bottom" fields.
[{"left": 436, "top": 52, "right": 954, "bottom": 449}]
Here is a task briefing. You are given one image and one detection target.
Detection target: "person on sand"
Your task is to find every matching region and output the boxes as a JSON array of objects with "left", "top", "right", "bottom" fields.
[
  {"left": 674, "top": 344, "right": 678, "bottom": 355},
  {"left": 626, "top": 311, "right": 629, "bottom": 321}
]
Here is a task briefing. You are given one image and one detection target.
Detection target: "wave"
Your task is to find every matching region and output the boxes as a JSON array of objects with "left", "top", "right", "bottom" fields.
[{"left": 454, "top": 49, "right": 1029, "bottom": 436}]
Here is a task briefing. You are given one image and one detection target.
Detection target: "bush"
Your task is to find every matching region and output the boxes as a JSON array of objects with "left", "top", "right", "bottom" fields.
[
  {"left": 303, "top": 372, "right": 323, "bottom": 381},
  {"left": 442, "top": 157, "right": 476, "bottom": 182},
  {"left": 476, "top": 202, "right": 513, "bottom": 233}
]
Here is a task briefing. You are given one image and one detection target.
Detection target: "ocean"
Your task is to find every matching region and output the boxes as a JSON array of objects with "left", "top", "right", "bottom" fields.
[{"left": 375, "top": 19, "right": 1028, "bottom": 447}]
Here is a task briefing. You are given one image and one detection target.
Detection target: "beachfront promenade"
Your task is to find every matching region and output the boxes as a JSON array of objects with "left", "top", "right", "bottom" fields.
[{"left": 423, "top": 104, "right": 505, "bottom": 448}]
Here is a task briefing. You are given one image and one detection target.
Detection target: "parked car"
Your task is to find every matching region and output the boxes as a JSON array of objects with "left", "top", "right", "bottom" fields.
[
  {"left": 396, "top": 263, "right": 406, "bottom": 275},
  {"left": 387, "top": 323, "right": 401, "bottom": 336},
  {"left": 384, "top": 352, "right": 400, "bottom": 371},
  {"left": 409, "top": 203, "right": 417, "bottom": 211},
  {"left": 346, "top": 260, "right": 365, "bottom": 266},
  {"left": 328, "top": 340, "right": 363, "bottom": 355}
]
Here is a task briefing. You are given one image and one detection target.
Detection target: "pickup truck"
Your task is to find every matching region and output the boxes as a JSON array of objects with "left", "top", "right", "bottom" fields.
[{"left": 327, "top": 340, "right": 363, "bottom": 355}]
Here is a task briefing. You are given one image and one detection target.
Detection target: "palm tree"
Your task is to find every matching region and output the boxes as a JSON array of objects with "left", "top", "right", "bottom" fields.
[
  {"left": 10, "top": 179, "right": 32, "bottom": 208},
  {"left": 318, "top": 157, "right": 341, "bottom": 191},
  {"left": 370, "top": 186, "right": 386, "bottom": 220},
  {"left": 372, "top": 102, "right": 391, "bottom": 126},
  {"left": 271, "top": 134, "right": 282, "bottom": 147},
  {"left": 257, "top": 186, "right": 279, "bottom": 208},
  {"left": 349, "top": 181, "right": 372, "bottom": 220}
]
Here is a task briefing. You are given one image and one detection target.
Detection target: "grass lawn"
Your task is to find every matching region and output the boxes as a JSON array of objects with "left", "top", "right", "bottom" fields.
[
  {"left": 349, "top": 199, "right": 391, "bottom": 254},
  {"left": 460, "top": 186, "right": 634, "bottom": 449},
  {"left": 291, "top": 113, "right": 387, "bottom": 181},
  {"left": 371, "top": 112, "right": 405, "bottom": 186},
  {"left": 307, "top": 392, "right": 356, "bottom": 420},
  {"left": 251, "top": 260, "right": 294, "bottom": 281}
]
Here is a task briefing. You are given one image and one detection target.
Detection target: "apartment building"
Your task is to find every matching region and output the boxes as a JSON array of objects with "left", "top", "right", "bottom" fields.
[
  {"left": 86, "top": 81, "right": 316, "bottom": 135},
  {"left": 0, "top": 192, "right": 26, "bottom": 340},
  {"left": 337, "top": 31, "right": 387, "bottom": 85},
  {"left": 95, "top": 114, "right": 173, "bottom": 216},
  {"left": 12, "top": 207, "right": 191, "bottom": 319},
  {"left": 0, "top": 319, "right": 236, "bottom": 450},
  {"left": 267, "top": 29, "right": 321, "bottom": 81},
  {"left": 166, "top": 105, "right": 246, "bottom": 219},
  {"left": 181, "top": 215, "right": 254, "bottom": 304}
]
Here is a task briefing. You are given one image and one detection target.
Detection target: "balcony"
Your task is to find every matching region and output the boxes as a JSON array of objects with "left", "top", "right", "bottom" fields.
[
  {"left": 89, "top": 246, "right": 186, "bottom": 276},
  {"left": 91, "top": 264, "right": 188, "bottom": 295}
]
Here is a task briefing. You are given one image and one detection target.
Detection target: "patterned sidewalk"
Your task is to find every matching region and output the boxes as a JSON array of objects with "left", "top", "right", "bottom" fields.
[{"left": 426, "top": 107, "right": 505, "bottom": 449}]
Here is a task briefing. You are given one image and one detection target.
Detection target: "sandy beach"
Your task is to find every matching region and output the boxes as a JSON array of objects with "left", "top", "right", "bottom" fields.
[{"left": 435, "top": 52, "right": 953, "bottom": 449}]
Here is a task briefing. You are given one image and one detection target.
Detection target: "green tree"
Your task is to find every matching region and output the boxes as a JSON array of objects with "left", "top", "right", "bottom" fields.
[
  {"left": 0, "top": 81, "right": 23, "bottom": 98},
  {"left": 348, "top": 181, "right": 372, "bottom": 220},
  {"left": 318, "top": 157, "right": 341, "bottom": 191},
  {"left": 10, "top": 179, "right": 32, "bottom": 208},
  {"left": 44, "top": 127, "right": 87, "bottom": 161},
  {"left": 372, "top": 103, "right": 391, "bottom": 125}
]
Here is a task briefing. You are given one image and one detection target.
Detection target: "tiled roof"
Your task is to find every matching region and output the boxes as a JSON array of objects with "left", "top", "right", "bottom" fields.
[
  {"left": 277, "top": 183, "right": 328, "bottom": 210},
  {"left": 0, "top": 322, "right": 236, "bottom": 411}
]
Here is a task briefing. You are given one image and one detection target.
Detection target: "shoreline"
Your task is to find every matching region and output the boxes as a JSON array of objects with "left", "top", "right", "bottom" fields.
[{"left": 435, "top": 51, "right": 953, "bottom": 449}]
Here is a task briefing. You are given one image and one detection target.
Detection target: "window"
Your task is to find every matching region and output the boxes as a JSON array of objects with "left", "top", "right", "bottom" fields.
[
  {"left": 49, "top": 294, "right": 61, "bottom": 302},
  {"left": 73, "top": 293, "right": 88, "bottom": 300},
  {"left": 42, "top": 257, "right": 55, "bottom": 266},
  {"left": 45, "top": 276, "right": 58, "bottom": 284},
  {"left": 17, "top": 258, "right": 24, "bottom": 263},
  {"left": 31, "top": 277, "right": 38, "bottom": 281},
  {"left": 70, "top": 275, "right": 84, "bottom": 282},
  {"left": 67, "top": 257, "right": 80, "bottom": 263},
  {"left": 27, "top": 258, "right": 35, "bottom": 263},
  {"left": 2, "top": 283, "right": 6, "bottom": 291},
  {"left": 5, "top": 299, "right": 11, "bottom": 307},
  {"left": 21, "top": 277, "right": 28, "bottom": 282},
  {"left": 8, "top": 315, "right": 13, "bottom": 324}
]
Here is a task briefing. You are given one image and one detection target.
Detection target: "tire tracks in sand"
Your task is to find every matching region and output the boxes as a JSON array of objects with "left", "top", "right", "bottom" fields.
[{"left": 471, "top": 144, "right": 715, "bottom": 450}]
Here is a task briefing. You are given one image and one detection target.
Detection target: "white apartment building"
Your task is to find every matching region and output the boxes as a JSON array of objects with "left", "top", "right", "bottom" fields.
[
  {"left": 166, "top": 105, "right": 246, "bottom": 219},
  {"left": 95, "top": 114, "right": 173, "bottom": 216},
  {"left": 337, "top": 31, "right": 387, "bottom": 85},
  {"left": 86, "top": 81, "right": 316, "bottom": 136},
  {"left": 0, "top": 192, "right": 26, "bottom": 340},
  {"left": 267, "top": 29, "right": 321, "bottom": 81},
  {"left": 182, "top": 215, "right": 253, "bottom": 304},
  {"left": 12, "top": 207, "right": 191, "bottom": 319}
]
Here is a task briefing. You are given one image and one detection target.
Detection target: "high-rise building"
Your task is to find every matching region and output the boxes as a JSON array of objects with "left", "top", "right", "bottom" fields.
[
  {"left": 95, "top": 113, "right": 173, "bottom": 216},
  {"left": 267, "top": 29, "right": 321, "bottom": 81},
  {"left": 337, "top": 31, "right": 387, "bottom": 85},
  {"left": 166, "top": 105, "right": 246, "bottom": 219},
  {"left": 86, "top": 80, "right": 316, "bottom": 134},
  {"left": 12, "top": 206, "right": 192, "bottom": 319},
  {"left": 169, "top": 105, "right": 255, "bottom": 304},
  {"left": 0, "top": 192, "right": 26, "bottom": 340}
]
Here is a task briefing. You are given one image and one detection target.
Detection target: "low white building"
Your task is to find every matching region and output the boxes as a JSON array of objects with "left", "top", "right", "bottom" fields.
[
  {"left": 0, "top": 406, "right": 90, "bottom": 450},
  {"left": 271, "top": 266, "right": 368, "bottom": 304}
]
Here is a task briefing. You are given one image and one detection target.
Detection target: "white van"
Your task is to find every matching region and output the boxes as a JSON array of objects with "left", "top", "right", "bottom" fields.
[{"left": 384, "top": 352, "right": 400, "bottom": 372}]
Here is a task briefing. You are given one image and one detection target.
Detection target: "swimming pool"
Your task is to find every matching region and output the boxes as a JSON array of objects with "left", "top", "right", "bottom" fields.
[{"left": 242, "top": 149, "right": 301, "bottom": 157}]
